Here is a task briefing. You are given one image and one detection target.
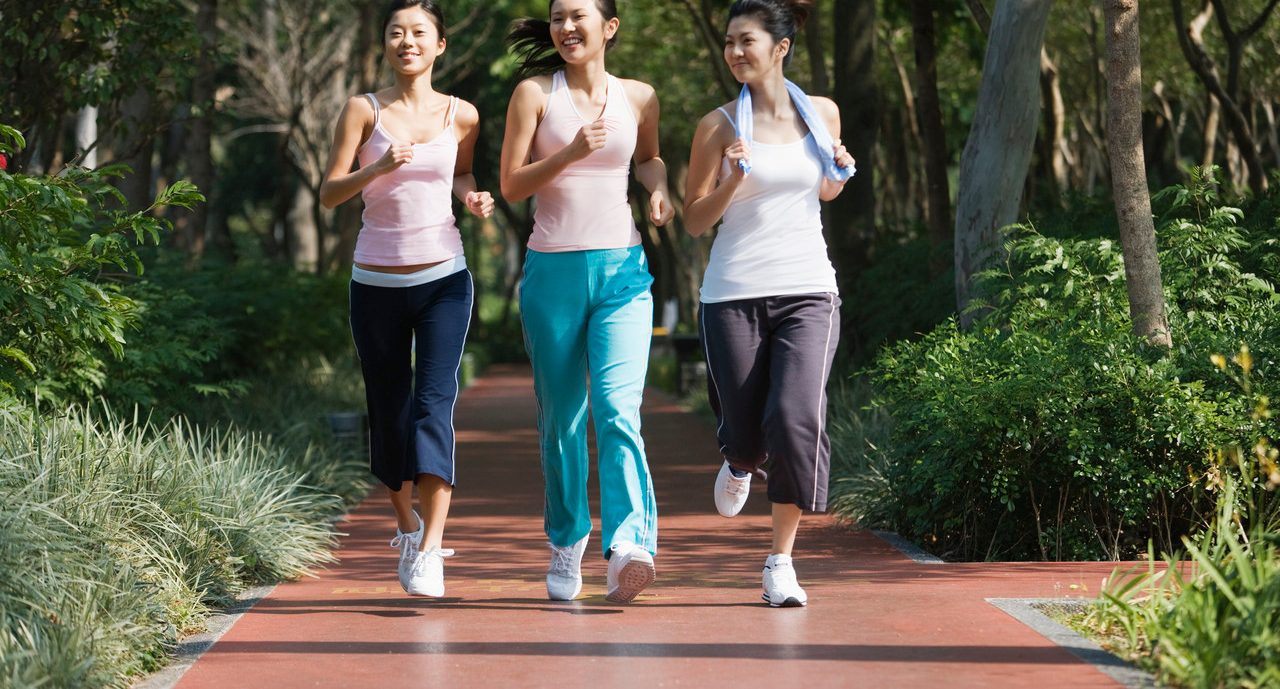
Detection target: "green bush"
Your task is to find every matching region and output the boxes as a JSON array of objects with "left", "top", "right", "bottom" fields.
[
  {"left": 0, "top": 124, "right": 203, "bottom": 407},
  {"left": 843, "top": 172, "right": 1280, "bottom": 560},
  {"left": 1083, "top": 362, "right": 1279, "bottom": 689},
  {"left": 98, "top": 257, "right": 354, "bottom": 414}
]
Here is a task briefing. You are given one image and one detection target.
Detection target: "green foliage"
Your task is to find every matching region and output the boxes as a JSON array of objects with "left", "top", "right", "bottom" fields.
[
  {"left": 0, "top": 155, "right": 203, "bottom": 405},
  {"left": 0, "top": 2, "right": 198, "bottom": 146},
  {"left": 1083, "top": 362, "right": 1279, "bottom": 689},
  {"left": 842, "top": 176, "right": 1280, "bottom": 560},
  {"left": 0, "top": 367, "right": 367, "bottom": 689},
  {"left": 96, "top": 256, "right": 354, "bottom": 414}
]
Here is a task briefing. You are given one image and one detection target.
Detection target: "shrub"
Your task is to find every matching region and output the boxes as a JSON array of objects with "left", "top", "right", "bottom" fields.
[
  {"left": 1084, "top": 356, "right": 1279, "bottom": 689},
  {"left": 0, "top": 124, "right": 203, "bottom": 406},
  {"left": 844, "top": 172, "right": 1280, "bottom": 560}
]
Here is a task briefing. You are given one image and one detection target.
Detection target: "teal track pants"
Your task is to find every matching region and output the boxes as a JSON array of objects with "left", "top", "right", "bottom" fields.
[{"left": 520, "top": 245, "right": 658, "bottom": 559}]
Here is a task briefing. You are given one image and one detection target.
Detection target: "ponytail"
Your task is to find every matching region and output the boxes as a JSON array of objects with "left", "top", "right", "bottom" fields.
[
  {"left": 507, "top": 0, "right": 621, "bottom": 79},
  {"left": 508, "top": 19, "right": 564, "bottom": 79}
]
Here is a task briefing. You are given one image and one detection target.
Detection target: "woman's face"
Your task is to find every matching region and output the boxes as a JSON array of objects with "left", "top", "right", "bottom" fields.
[
  {"left": 384, "top": 8, "right": 445, "bottom": 75},
  {"left": 724, "top": 16, "right": 787, "bottom": 82},
  {"left": 549, "top": 0, "right": 617, "bottom": 64}
]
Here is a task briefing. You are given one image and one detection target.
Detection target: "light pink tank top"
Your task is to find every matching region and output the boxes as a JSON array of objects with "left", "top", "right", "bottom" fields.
[
  {"left": 354, "top": 94, "right": 464, "bottom": 266},
  {"left": 528, "top": 71, "right": 640, "bottom": 252}
]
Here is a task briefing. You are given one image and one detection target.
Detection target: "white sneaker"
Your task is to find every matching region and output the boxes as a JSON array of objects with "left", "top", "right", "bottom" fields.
[
  {"left": 714, "top": 461, "right": 752, "bottom": 517},
  {"left": 605, "top": 543, "right": 655, "bottom": 603},
  {"left": 546, "top": 534, "right": 589, "bottom": 601},
  {"left": 762, "top": 553, "right": 807, "bottom": 607},
  {"left": 390, "top": 511, "right": 424, "bottom": 593},
  {"left": 405, "top": 546, "right": 454, "bottom": 597}
]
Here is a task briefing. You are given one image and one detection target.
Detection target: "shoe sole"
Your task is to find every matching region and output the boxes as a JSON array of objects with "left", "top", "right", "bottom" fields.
[
  {"left": 762, "top": 594, "right": 806, "bottom": 608},
  {"left": 606, "top": 559, "right": 656, "bottom": 603},
  {"left": 546, "top": 579, "right": 583, "bottom": 601}
]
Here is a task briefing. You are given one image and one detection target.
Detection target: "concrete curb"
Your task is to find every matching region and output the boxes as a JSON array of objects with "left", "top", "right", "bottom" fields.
[
  {"left": 987, "top": 598, "right": 1163, "bottom": 689},
  {"left": 132, "top": 585, "right": 277, "bottom": 689},
  {"left": 871, "top": 529, "right": 945, "bottom": 564}
]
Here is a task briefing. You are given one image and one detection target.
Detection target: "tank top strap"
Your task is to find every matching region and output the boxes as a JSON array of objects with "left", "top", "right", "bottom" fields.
[
  {"left": 607, "top": 74, "right": 637, "bottom": 125},
  {"left": 716, "top": 107, "right": 739, "bottom": 136},
  {"left": 364, "top": 93, "right": 381, "bottom": 126},
  {"left": 445, "top": 96, "right": 459, "bottom": 130}
]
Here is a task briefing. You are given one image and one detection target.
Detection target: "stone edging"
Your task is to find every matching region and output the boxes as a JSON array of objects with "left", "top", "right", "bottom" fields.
[
  {"left": 132, "top": 584, "right": 277, "bottom": 689},
  {"left": 986, "top": 597, "right": 1163, "bottom": 689}
]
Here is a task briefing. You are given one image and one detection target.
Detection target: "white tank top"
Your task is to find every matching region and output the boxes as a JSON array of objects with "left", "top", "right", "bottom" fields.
[{"left": 699, "top": 110, "right": 839, "bottom": 303}]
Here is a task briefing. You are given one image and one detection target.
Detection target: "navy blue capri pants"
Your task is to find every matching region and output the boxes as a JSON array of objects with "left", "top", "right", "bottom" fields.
[{"left": 349, "top": 268, "right": 473, "bottom": 489}]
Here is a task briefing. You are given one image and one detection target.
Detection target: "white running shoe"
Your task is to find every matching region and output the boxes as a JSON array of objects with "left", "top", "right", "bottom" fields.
[
  {"left": 714, "top": 461, "right": 752, "bottom": 517},
  {"left": 762, "top": 553, "right": 807, "bottom": 607},
  {"left": 605, "top": 542, "right": 655, "bottom": 603},
  {"left": 405, "top": 546, "right": 454, "bottom": 597},
  {"left": 546, "top": 534, "right": 589, "bottom": 601},
  {"left": 390, "top": 511, "right": 424, "bottom": 593}
]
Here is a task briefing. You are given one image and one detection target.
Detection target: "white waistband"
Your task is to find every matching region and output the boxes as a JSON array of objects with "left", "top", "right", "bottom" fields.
[{"left": 351, "top": 255, "right": 466, "bottom": 288}]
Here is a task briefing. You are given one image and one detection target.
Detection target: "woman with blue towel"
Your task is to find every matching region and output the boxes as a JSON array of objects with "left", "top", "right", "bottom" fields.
[{"left": 682, "top": 0, "right": 855, "bottom": 608}]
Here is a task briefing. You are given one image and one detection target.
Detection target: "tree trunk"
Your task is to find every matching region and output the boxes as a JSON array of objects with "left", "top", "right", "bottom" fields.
[
  {"left": 114, "top": 89, "right": 155, "bottom": 212},
  {"left": 830, "top": 0, "right": 878, "bottom": 289},
  {"left": 911, "top": 0, "right": 952, "bottom": 275},
  {"left": 1105, "top": 0, "right": 1172, "bottom": 347},
  {"left": 954, "top": 0, "right": 1052, "bottom": 324},
  {"left": 1171, "top": 0, "right": 1269, "bottom": 193},
  {"left": 805, "top": 4, "right": 829, "bottom": 95},
  {"left": 174, "top": 0, "right": 218, "bottom": 261},
  {"left": 1040, "top": 51, "right": 1070, "bottom": 202},
  {"left": 74, "top": 106, "right": 98, "bottom": 168}
]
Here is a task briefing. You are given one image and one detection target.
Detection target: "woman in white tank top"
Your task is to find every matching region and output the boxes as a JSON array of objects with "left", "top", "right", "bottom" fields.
[
  {"left": 682, "top": 0, "right": 856, "bottom": 609},
  {"left": 499, "top": 0, "right": 674, "bottom": 605}
]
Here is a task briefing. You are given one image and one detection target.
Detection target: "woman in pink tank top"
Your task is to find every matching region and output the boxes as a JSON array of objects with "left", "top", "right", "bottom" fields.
[
  {"left": 318, "top": 0, "right": 494, "bottom": 599},
  {"left": 500, "top": 0, "right": 674, "bottom": 605}
]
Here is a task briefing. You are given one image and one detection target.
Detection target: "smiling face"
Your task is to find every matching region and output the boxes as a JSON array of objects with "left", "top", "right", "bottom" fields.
[
  {"left": 549, "top": 0, "right": 618, "bottom": 64},
  {"left": 384, "top": 7, "right": 445, "bottom": 75},
  {"left": 724, "top": 15, "right": 789, "bottom": 83}
]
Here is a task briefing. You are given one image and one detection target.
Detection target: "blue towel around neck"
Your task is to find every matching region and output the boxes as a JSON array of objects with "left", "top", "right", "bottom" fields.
[{"left": 734, "top": 80, "right": 856, "bottom": 182}]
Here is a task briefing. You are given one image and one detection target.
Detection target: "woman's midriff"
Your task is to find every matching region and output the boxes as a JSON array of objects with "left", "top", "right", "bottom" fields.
[{"left": 355, "top": 259, "right": 447, "bottom": 274}]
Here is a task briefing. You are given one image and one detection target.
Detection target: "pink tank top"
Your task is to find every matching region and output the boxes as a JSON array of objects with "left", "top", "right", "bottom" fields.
[
  {"left": 528, "top": 71, "right": 640, "bottom": 252},
  {"left": 354, "top": 94, "right": 464, "bottom": 266}
]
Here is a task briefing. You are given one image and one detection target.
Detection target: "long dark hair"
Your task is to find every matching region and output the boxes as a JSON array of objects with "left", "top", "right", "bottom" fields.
[
  {"left": 727, "top": 0, "right": 812, "bottom": 67},
  {"left": 507, "top": 0, "right": 620, "bottom": 79},
  {"left": 382, "top": 0, "right": 446, "bottom": 39}
]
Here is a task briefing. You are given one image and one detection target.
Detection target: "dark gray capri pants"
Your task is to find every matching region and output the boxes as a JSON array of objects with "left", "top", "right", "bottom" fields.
[{"left": 698, "top": 292, "right": 841, "bottom": 512}]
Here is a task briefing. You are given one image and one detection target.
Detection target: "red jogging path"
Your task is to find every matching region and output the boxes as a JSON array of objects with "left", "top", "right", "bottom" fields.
[{"left": 166, "top": 365, "right": 1141, "bottom": 689}]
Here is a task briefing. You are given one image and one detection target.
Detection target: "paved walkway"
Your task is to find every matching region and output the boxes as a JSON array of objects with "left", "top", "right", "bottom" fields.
[{"left": 168, "top": 365, "right": 1134, "bottom": 689}]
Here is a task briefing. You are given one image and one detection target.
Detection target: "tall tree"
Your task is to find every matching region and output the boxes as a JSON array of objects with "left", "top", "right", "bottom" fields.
[
  {"left": 1171, "top": 0, "right": 1274, "bottom": 193},
  {"left": 830, "top": 0, "right": 879, "bottom": 288},
  {"left": 1105, "top": 0, "right": 1172, "bottom": 347},
  {"left": 910, "top": 0, "right": 952, "bottom": 276},
  {"left": 954, "top": 0, "right": 1052, "bottom": 323},
  {"left": 174, "top": 0, "right": 219, "bottom": 260}
]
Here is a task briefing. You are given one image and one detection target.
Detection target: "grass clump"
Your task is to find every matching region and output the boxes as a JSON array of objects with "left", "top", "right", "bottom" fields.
[{"left": 0, "top": 370, "right": 367, "bottom": 688}]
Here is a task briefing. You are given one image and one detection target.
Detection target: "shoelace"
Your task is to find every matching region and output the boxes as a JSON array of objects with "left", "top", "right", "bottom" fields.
[
  {"left": 389, "top": 531, "right": 420, "bottom": 561},
  {"left": 548, "top": 542, "right": 579, "bottom": 578},
  {"left": 410, "top": 547, "right": 456, "bottom": 578},
  {"left": 724, "top": 474, "right": 750, "bottom": 496}
]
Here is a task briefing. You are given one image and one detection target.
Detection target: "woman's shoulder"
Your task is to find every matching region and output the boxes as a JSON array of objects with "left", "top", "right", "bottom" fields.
[
  {"left": 616, "top": 77, "right": 655, "bottom": 99},
  {"left": 697, "top": 101, "right": 738, "bottom": 129},
  {"left": 513, "top": 74, "right": 555, "bottom": 99},
  {"left": 808, "top": 96, "right": 839, "bottom": 120},
  {"left": 452, "top": 97, "right": 480, "bottom": 125}
]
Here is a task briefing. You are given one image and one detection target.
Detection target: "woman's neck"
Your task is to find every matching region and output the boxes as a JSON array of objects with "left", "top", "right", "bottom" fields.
[
  {"left": 392, "top": 68, "right": 439, "bottom": 108},
  {"left": 563, "top": 59, "right": 610, "bottom": 98},
  {"left": 746, "top": 71, "right": 791, "bottom": 119}
]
